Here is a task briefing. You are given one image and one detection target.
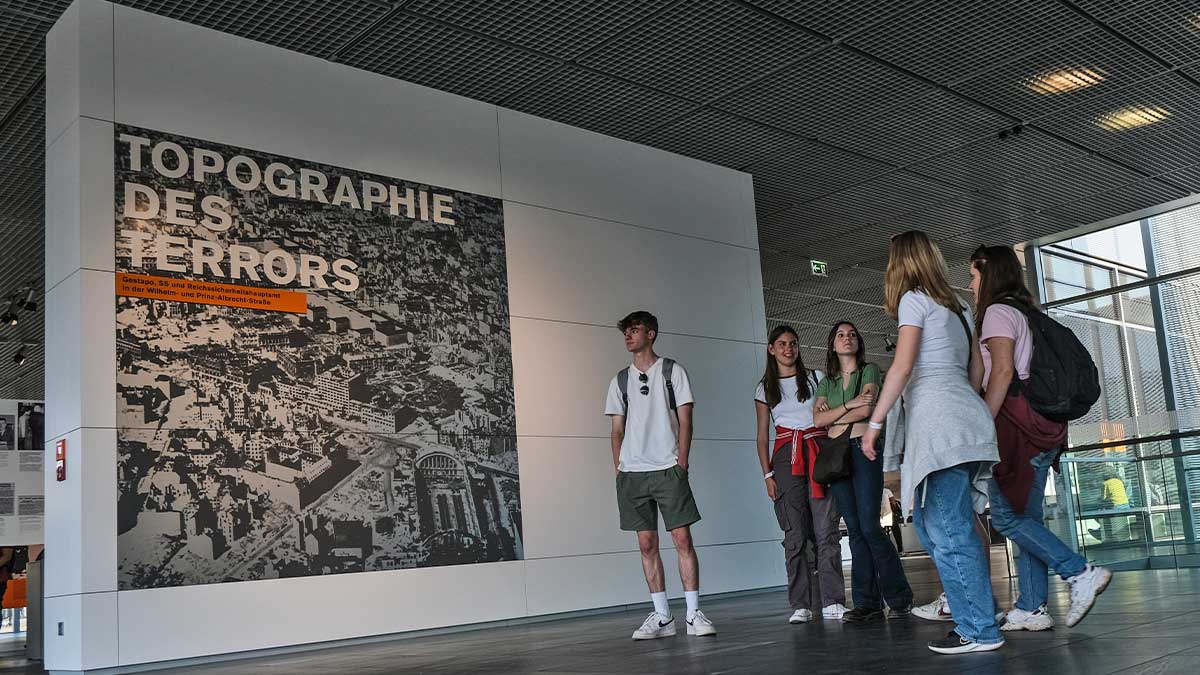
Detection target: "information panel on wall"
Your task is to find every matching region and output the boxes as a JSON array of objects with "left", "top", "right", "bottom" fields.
[
  {"left": 0, "top": 399, "right": 44, "bottom": 545},
  {"left": 113, "top": 125, "right": 521, "bottom": 589}
]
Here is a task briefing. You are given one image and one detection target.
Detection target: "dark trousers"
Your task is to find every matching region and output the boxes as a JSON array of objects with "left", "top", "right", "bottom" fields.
[
  {"left": 772, "top": 446, "right": 845, "bottom": 610},
  {"left": 828, "top": 437, "right": 913, "bottom": 611}
]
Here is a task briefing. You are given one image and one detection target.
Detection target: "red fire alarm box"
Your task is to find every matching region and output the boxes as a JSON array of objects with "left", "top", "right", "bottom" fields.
[{"left": 56, "top": 439, "right": 66, "bottom": 481}]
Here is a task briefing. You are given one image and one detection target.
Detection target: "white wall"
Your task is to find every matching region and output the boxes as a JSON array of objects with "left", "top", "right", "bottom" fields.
[{"left": 44, "top": 1, "right": 771, "bottom": 671}]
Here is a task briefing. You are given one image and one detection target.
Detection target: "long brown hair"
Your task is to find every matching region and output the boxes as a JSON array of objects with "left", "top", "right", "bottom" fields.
[
  {"left": 970, "top": 245, "right": 1037, "bottom": 334},
  {"left": 884, "top": 230, "right": 961, "bottom": 318},
  {"left": 761, "top": 324, "right": 811, "bottom": 408},
  {"left": 825, "top": 321, "right": 866, "bottom": 379}
]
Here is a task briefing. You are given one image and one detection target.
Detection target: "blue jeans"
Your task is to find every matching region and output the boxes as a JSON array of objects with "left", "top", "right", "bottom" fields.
[
  {"left": 988, "top": 452, "right": 1087, "bottom": 611},
  {"left": 913, "top": 463, "right": 1002, "bottom": 644},
  {"left": 828, "top": 437, "right": 913, "bottom": 610}
]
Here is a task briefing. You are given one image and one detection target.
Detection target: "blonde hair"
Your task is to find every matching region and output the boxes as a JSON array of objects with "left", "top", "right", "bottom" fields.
[{"left": 883, "top": 231, "right": 961, "bottom": 319}]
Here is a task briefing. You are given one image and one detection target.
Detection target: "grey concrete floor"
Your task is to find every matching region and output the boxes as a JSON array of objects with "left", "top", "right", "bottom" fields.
[{"left": 9, "top": 551, "right": 1200, "bottom": 674}]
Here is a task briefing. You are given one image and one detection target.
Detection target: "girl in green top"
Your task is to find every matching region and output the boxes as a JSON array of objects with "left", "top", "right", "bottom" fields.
[{"left": 813, "top": 321, "right": 913, "bottom": 622}]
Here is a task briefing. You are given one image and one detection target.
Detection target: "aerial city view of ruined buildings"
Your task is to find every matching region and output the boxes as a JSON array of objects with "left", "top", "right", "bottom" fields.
[{"left": 115, "top": 158, "right": 521, "bottom": 589}]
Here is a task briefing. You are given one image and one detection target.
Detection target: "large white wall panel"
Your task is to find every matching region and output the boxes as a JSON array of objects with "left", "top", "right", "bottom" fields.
[
  {"left": 511, "top": 318, "right": 759, "bottom": 441},
  {"left": 505, "top": 202, "right": 761, "bottom": 342},
  {"left": 44, "top": 592, "right": 119, "bottom": 671},
  {"left": 45, "top": 0, "right": 113, "bottom": 145},
  {"left": 499, "top": 110, "right": 757, "bottom": 249},
  {"left": 111, "top": 6, "right": 503, "bottom": 198},
  {"left": 518, "top": 438, "right": 777, "bottom": 560},
  {"left": 116, "top": 562, "right": 527, "bottom": 665},
  {"left": 43, "top": 427, "right": 117, "bottom": 599},
  {"left": 42, "top": 269, "right": 115, "bottom": 442},
  {"left": 45, "top": 117, "right": 115, "bottom": 292},
  {"left": 48, "top": 1, "right": 768, "bottom": 669},
  {"left": 524, "top": 541, "right": 782, "bottom": 617}
]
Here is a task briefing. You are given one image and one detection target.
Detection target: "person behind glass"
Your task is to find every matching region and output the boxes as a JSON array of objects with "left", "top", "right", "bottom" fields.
[
  {"left": 969, "top": 245, "right": 1111, "bottom": 631},
  {"left": 860, "top": 231, "right": 1003, "bottom": 655},
  {"left": 754, "top": 325, "right": 848, "bottom": 624},
  {"left": 605, "top": 311, "right": 716, "bottom": 640},
  {"left": 814, "top": 321, "right": 914, "bottom": 623}
]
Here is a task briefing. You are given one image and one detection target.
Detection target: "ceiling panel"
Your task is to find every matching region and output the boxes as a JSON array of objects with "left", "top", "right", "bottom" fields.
[
  {"left": 1036, "top": 70, "right": 1200, "bottom": 152},
  {"left": 1103, "top": 118, "right": 1200, "bottom": 175},
  {"left": 1043, "top": 175, "right": 1189, "bottom": 225},
  {"left": 336, "top": 12, "right": 562, "bottom": 103},
  {"left": 1108, "top": 0, "right": 1200, "bottom": 67},
  {"left": 403, "top": 0, "right": 677, "bottom": 60},
  {"left": 846, "top": 0, "right": 1094, "bottom": 86},
  {"left": 910, "top": 128, "right": 1088, "bottom": 193},
  {"left": 743, "top": 141, "right": 894, "bottom": 211},
  {"left": 1070, "top": 0, "right": 1162, "bottom": 21},
  {"left": 828, "top": 88, "right": 1013, "bottom": 165},
  {"left": 638, "top": 108, "right": 808, "bottom": 168},
  {"left": 743, "top": 0, "right": 922, "bottom": 40},
  {"left": 0, "top": 8, "right": 48, "bottom": 122},
  {"left": 716, "top": 45, "right": 929, "bottom": 140},
  {"left": 952, "top": 28, "right": 1169, "bottom": 123},
  {"left": 503, "top": 65, "right": 697, "bottom": 140},
  {"left": 1158, "top": 165, "right": 1200, "bottom": 192},
  {"left": 578, "top": 0, "right": 826, "bottom": 101}
]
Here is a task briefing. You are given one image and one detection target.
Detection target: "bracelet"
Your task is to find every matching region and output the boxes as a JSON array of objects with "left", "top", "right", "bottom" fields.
[
  {"left": 764, "top": 471, "right": 775, "bottom": 480},
  {"left": 868, "top": 421, "right": 883, "bottom": 430}
]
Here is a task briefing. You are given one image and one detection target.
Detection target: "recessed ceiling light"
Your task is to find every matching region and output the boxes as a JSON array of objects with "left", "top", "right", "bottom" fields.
[
  {"left": 1095, "top": 105, "right": 1172, "bottom": 131},
  {"left": 1189, "top": 13, "right": 1200, "bottom": 30},
  {"left": 1025, "top": 67, "right": 1106, "bottom": 95}
]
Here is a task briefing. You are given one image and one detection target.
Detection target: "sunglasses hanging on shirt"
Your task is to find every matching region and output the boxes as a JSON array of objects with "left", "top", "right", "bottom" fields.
[{"left": 639, "top": 372, "right": 649, "bottom": 395}]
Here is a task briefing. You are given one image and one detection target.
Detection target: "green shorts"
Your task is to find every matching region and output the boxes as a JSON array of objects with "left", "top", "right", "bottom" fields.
[{"left": 615, "top": 465, "right": 702, "bottom": 532}]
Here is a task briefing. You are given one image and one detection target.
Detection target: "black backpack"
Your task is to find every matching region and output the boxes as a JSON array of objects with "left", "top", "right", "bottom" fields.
[
  {"left": 616, "top": 358, "right": 677, "bottom": 421},
  {"left": 997, "top": 298, "right": 1100, "bottom": 422}
]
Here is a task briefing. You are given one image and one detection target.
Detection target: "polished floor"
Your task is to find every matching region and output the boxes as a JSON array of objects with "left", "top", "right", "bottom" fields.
[{"left": 8, "top": 554, "right": 1200, "bottom": 674}]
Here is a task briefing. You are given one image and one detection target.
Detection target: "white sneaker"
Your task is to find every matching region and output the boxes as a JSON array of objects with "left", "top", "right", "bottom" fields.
[
  {"left": 822, "top": 603, "right": 849, "bottom": 620},
  {"left": 686, "top": 610, "right": 716, "bottom": 636},
  {"left": 1001, "top": 605, "right": 1055, "bottom": 631},
  {"left": 912, "top": 593, "right": 954, "bottom": 622},
  {"left": 789, "top": 609, "right": 813, "bottom": 624},
  {"left": 1066, "top": 564, "right": 1112, "bottom": 627},
  {"left": 632, "top": 611, "right": 676, "bottom": 640}
]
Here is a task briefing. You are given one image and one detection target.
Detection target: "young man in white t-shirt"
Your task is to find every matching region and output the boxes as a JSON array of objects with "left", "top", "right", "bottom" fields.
[{"left": 604, "top": 311, "right": 715, "bottom": 640}]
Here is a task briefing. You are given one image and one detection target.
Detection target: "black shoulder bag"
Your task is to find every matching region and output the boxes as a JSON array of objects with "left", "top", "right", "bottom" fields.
[{"left": 811, "top": 371, "right": 864, "bottom": 485}]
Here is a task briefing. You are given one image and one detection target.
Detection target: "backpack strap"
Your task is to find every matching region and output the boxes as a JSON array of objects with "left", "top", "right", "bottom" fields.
[
  {"left": 951, "top": 304, "right": 973, "bottom": 369},
  {"left": 616, "top": 367, "right": 630, "bottom": 416},
  {"left": 662, "top": 358, "right": 677, "bottom": 411}
]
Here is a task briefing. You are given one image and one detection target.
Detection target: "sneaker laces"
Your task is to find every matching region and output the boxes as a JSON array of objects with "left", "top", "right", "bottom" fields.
[{"left": 640, "top": 612, "right": 664, "bottom": 630}]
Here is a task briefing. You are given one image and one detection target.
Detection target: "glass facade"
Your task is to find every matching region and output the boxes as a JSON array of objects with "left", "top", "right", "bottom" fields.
[{"left": 1033, "top": 202, "right": 1200, "bottom": 569}]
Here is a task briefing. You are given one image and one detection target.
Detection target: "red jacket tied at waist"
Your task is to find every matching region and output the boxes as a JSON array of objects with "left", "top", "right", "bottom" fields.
[
  {"left": 772, "top": 425, "right": 829, "bottom": 498},
  {"left": 993, "top": 389, "right": 1067, "bottom": 515}
]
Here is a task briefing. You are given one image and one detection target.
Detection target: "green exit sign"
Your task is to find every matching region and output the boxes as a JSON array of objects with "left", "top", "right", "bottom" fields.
[{"left": 810, "top": 260, "right": 828, "bottom": 277}]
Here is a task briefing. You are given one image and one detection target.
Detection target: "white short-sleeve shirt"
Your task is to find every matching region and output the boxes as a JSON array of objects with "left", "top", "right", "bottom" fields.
[
  {"left": 898, "top": 290, "right": 974, "bottom": 369},
  {"left": 753, "top": 371, "right": 823, "bottom": 430},
  {"left": 604, "top": 358, "right": 695, "bottom": 472}
]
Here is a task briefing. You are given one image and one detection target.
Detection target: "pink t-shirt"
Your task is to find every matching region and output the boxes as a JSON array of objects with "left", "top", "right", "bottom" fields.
[{"left": 980, "top": 304, "right": 1032, "bottom": 386}]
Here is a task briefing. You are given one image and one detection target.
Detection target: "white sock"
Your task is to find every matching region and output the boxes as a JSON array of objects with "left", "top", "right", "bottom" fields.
[
  {"left": 685, "top": 590, "right": 700, "bottom": 619},
  {"left": 651, "top": 592, "right": 670, "bottom": 617}
]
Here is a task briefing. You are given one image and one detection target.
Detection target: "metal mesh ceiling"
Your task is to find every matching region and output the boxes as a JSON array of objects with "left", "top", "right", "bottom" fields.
[{"left": 3, "top": 0, "right": 1200, "bottom": 394}]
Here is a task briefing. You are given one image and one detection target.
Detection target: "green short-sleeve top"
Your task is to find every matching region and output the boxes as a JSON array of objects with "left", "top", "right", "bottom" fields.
[{"left": 815, "top": 363, "right": 882, "bottom": 409}]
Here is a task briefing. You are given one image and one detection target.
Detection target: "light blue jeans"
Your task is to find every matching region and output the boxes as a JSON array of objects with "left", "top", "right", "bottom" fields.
[
  {"left": 913, "top": 463, "right": 1002, "bottom": 644},
  {"left": 988, "top": 452, "right": 1087, "bottom": 611}
]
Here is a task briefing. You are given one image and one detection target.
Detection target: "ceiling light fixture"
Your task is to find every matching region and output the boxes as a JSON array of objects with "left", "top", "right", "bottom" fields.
[
  {"left": 1095, "top": 104, "right": 1172, "bottom": 131},
  {"left": 0, "top": 308, "right": 16, "bottom": 327},
  {"left": 1025, "top": 67, "right": 1106, "bottom": 95},
  {"left": 16, "top": 287, "right": 36, "bottom": 312},
  {"left": 13, "top": 347, "right": 26, "bottom": 366}
]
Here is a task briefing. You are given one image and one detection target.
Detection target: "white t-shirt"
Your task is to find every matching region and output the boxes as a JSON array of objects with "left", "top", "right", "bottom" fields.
[
  {"left": 604, "top": 358, "right": 695, "bottom": 472},
  {"left": 897, "top": 290, "right": 975, "bottom": 369},
  {"left": 754, "top": 371, "right": 823, "bottom": 430}
]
